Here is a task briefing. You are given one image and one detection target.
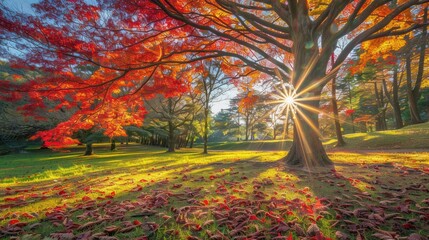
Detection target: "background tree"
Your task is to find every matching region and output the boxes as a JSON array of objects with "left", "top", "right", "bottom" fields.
[
  {"left": 196, "top": 60, "right": 231, "bottom": 154},
  {"left": 145, "top": 94, "right": 194, "bottom": 152},
  {"left": 212, "top": 107, "right": 241, "bottom": 141},
  {"left": 404, "top": 12, "right": 427, "bottom": 124}
]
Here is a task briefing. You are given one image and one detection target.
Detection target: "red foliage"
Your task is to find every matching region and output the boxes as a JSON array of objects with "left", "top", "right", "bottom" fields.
[{"left": 345, "top": 109, "right": 355, "bottom": 117}]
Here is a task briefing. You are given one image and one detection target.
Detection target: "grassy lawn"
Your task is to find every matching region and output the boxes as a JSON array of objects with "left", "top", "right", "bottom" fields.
[
  {"left": 1, "top": 144, "right": 428, "bottom": 239},
  {"left": 205, "top": 122, "right": 429, "bottom": 151}
]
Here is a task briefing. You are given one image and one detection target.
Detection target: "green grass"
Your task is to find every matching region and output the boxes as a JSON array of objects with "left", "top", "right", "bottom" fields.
[
  {"left": 1, "top": 144, "right": 429, "bottom": 239},
  {"left": 204, "top": 122, "right": 429, "bottom": 151}
]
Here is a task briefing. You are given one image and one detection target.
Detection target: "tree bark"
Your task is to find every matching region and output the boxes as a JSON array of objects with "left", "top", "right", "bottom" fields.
[
  {"left": 284, "top": 4, "right": 334, "bottom": 170},
  {"left": 167, "top": 98, "right": 175, "bottom": 152},
  {"left": 405, "top": 7, "right": 427, "bottom": 124},
  {"left": 382, "top": 67, "right": 403, "bottom": 129},
  {"left": 374, "top": 82, "right": 387, "bottom": 131},
  {"left": 331, "top": 72, "right": 346, "bottom": 147},
  {"left": 273, "top": 125, "right": 277, "bottom": 140},
  {"left": 244, "top": 114, "right": 249, "bottom": 141},
  {"left": 84, "top": 143, "right": 93, "bottom": 156},
  {"left": 110, "top": 139, "right": 116, "bottom": 151},
  {"left": 167, "top": 122, "right": 175, "bottom": 152},
  {"left": 203, "top": 107, "right": 209, "bottom": 154},
  {"left": 189, "top": 134, "right": 195, "bottom": 148},
  {"left": 285, "top": 100, "right": 333, "bottom": 169}
]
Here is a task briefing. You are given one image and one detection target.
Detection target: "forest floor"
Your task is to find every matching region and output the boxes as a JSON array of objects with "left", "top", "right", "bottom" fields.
[{"left": 0, "top": 143, "right": 428, "bottom": 239}]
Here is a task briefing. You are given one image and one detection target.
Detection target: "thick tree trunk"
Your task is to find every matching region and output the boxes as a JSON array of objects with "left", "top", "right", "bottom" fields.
[
  {"left": 84, "top": 143, "right": 93, "bottom": 156},
  {"left": 284, "top": 102, "right": 333, "bottom": 169},
  {"left": 284, "top": 2, "right": 335, "bottom": 169}
]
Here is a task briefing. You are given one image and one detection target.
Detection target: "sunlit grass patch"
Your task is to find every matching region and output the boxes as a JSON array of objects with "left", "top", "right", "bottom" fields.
[{"left": 0, "top": 145, "right": 428, "bottom": 239}]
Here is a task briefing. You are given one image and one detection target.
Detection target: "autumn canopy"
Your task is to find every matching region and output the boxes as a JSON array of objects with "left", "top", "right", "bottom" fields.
[{"left": 0, "top": 0, "right": 428, "bottom": 169}]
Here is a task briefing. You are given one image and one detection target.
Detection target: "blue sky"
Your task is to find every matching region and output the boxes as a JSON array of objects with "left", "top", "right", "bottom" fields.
[{"left": 3, "top": 0, "right": 37, "bottom": 13}]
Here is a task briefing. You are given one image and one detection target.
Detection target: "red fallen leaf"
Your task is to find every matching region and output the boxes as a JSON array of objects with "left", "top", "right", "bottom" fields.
[
  {"left": 209, "top": 175, "right": 216, "bottom": 180},
  {"left": 192, "top": 224, "right": 202, "bottom": 231},
  {"left": 77, "top": 221, "right": 100, "bottom": 231},
  {"left": 106, "top": 191, "right": 116, "bottom": 199},
  {"left": 50, "top": 233, "right": 74, "bottom": 239},
  {"left": 408, "top": 233, "right": 426, "bottom": 240},
  {"left": 58, "top": 190, "right": 67, "bottom": 195},
  {"left": 335, "top": 231, "right": 349, "bottom": 240},
  {"left": 372, "top": 233, "right": 394, "bottom": 240},
  {"left": 140, "top": 179, "right": 148, "bottom": 182},
  {"left": 202, "top": 220, "right": 214, "bottom": 227},
  {"left": 172, "top": 184, "right": 182, "bottom": 189},
  {"left": 9, "top": 219, "right": 20, "bottom": 225},
  {"left": 6, "top": 187, "right": 12, "bottom": 191},
  {"left": 135, "top": 237, "right": 149, "bottom": 240},
  {"left": 218, "top": 202, "right": 230, "bottom": 210},
  {"left": 402, "top": 223, "right": 415, "bottom": 229},
  {"left": 249, "top": 214, "right": 258, "bottom": 221},
  {"left": 131, "top": 185, "right": 143, "bottom": 192},
  {"left": 307, "top": 223, "right": 320, "bottom": 237},
  {"left": 187, "top": 236, "right": 201, "bottom": 240},
  {"left": 287, "top": 233, "right": 293, "bottom": 240},
  {"left": 104, "top": 225, "right": 120, "bottom": 234},
  {"left": 82, "top": 196, "right": 91, "bottom": 202},
  {"left": 21, "top": 212, "right": 35, "bottom": 219},
  {"left": 165, "top": 229, "right": 179, "bottom": 236},
  {"left": 202, "top": 199, "right": 209, "bottom": 206},
  {"left": 133, "top": 220, "right": 142, "bottom": 225},
  {"left": 5, "top": 196, "right": 24, "bottom": 202}
]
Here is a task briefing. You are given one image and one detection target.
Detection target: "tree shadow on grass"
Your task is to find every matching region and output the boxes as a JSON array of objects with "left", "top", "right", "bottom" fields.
[
  {"left": 1, "top": 154, "right": 282, "bottom": 239},
  {"left": 284, "top": 156, "right": 429, "bottom": 239},
  {"left": 2, "top": 149, "right": 428, "bottom": 239}
]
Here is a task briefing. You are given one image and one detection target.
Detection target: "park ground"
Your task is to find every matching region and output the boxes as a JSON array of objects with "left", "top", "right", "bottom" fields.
[{"left": 1, "top": 123, "right": 429, "bottom": 239}]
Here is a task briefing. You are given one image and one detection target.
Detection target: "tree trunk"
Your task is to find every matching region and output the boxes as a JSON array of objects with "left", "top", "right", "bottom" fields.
[
  {"left": 189, "top": 134, "right": 195, "bottom": 148},
  {"left": 284, "top": 4, "right": 334, "bottom": 170},
  {"left": 244, "top": 114, "right": 249, "bottom": 141},
  {"left": 273, "top": 125, "right": 276, "bottom": 140},
  {"left": 284, "top": 101, "right": 333, "bottom": 169},
  {"left": 110, "top": 139, "right": 116, "bottom": 151},
  {"left": 382, "top": 67, "right": 403, "bottom": 129},
  {"left": 167, "top": 120, "right": 175, "bottom": 152},
  {"left": 203, "top": 108, "right": 209, "bottom": 154},
  {"left": 374, "top": 82, "right": 387, "bottom": 131},
  {"left": 331, "top": 70, "right": 346, "bottom": 147},
  {"left": 405, "top": 7, "right": 426, "bottom": 124},
  {"left": 84, "top": 143, "right": 93, "bottom": 156},
  {"left": 284, "top": 116, "right": 290, "bottom": 139}
]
